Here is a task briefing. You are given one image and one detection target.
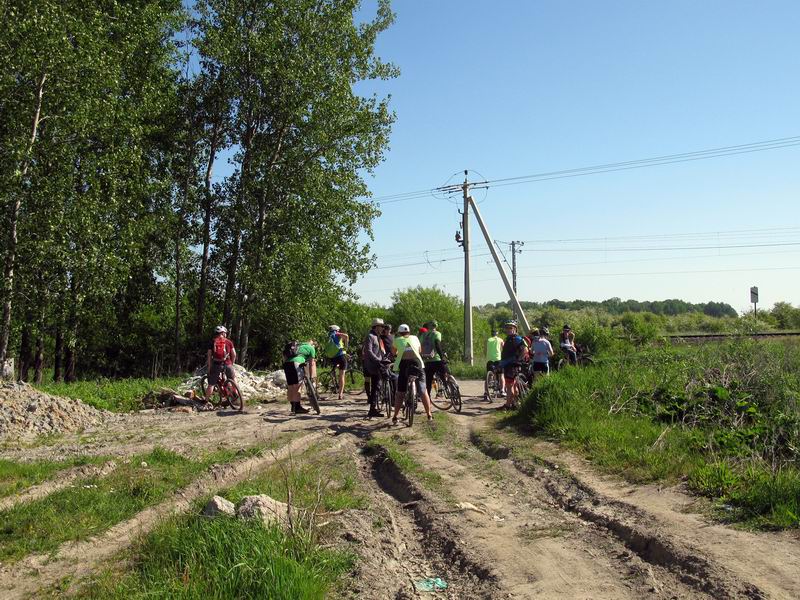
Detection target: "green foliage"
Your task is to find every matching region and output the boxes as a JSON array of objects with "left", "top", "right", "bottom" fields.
[
  {"left": 518, "top": 339, "right": 800, "bottom": 528},
  {"left": 617, "top": 312, "right": 664, "bottom": 345},
  {"left": 79, "top": 516, "right": 354, "bottom": 600},
  {"left": 0, "top": 455, "right": 106, "bottom": 498},
  {"left": 34, "top": 375, "right": 188, "bottom": 412}
]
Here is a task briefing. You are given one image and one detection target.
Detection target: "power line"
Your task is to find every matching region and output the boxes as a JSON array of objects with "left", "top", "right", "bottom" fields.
[{"left": 369, "top": 134, "right": 800, "bottom": 205}]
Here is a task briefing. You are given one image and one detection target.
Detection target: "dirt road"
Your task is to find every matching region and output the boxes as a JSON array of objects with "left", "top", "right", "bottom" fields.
[{"left": 2, "top": 380, "right": 798, "bottom": 599}]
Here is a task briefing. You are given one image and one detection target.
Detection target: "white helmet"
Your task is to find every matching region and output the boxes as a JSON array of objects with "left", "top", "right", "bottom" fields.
[
  {"left": 328, "top": 325, "right": 340, "bottom": 331},
  {"left": 214, "top": 325, "right": 228, "bottom": 334},
  {"left": 397, "top": 324, "right": 410, "bottom": 333}
]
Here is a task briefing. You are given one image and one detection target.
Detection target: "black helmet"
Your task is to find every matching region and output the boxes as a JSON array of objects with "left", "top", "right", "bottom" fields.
[{"left": 563, "top": 324, "right": 571, "bottom": 330}]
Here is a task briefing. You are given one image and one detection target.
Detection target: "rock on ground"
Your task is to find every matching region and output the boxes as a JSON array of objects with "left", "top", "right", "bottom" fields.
[
  {"left": 236, "top": 494, "right": 294, "bottom": 526},
  {"left": 203, "top": 495, "right": 236, "bottom": 517},
  {"left": 0, "top": 382, "right": 108, "bottom": 440}
]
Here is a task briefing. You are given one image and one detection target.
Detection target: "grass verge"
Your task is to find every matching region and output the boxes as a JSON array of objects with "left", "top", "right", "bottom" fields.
[
  {"left": 75, "top": 442, "right": 360, "bottom": 599},
  {"left": 514, "top": 340, "right": 800, "bottom": 529},
  {"left": 0, "top": 446, "right": 250, "bottom": 562},
  {"left": 0, "top": 456, "right": 107, "bottom": 499},
  {"left": 34, "top": 375, "right": 189, "bottom": 412}
]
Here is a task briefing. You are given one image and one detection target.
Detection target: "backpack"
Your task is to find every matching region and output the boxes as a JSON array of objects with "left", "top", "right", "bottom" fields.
[
  {"left": 420, "top": 332, "right": 436, "bottom": 360},
  {"left": 324, "top": 332, "right": 342, "bottom": 359},
  {"left": 212, "top": 337, "right": 229, "bottom": 362},
  {"left": 283, "top": 340, "right": 300, "bottom": 361}
]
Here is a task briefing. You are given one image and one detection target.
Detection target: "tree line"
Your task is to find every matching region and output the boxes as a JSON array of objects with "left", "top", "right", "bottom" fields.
[
  {"left": 1, "top": 0, "right": 396, "bottom": 382},
  {"left": 487, "top": 297, "right": 739, "bottom": 318}
]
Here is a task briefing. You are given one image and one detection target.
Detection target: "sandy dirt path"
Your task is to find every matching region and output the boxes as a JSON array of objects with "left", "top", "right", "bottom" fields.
[{"left": 1, "top": 380, "right": 798, "bottom": 598}]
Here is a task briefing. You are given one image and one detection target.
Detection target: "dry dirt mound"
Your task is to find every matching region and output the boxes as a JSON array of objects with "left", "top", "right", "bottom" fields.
[{"left": 0, "top": 382, "right": 107, "bottom": 440}]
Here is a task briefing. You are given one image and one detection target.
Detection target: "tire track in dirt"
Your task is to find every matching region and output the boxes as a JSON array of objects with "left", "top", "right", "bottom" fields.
[{"left": 0, "top": 432, "right": 324, "bottom": 600}]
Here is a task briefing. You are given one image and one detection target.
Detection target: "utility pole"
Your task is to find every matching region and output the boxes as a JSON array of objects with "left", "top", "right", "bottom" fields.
[
  {"left": 462, "top": 172, "right": 473, "bottom": 365},
  {"left": 496, "top": 240, "right": 525, "bottom": 321}
]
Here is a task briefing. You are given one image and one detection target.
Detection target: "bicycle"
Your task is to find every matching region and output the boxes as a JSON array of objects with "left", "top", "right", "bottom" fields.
[
  {"left": 404, "top": 374, "right": 420, "bottom": 427},
  {"left": 316, "top": 354, "right": 363, "bottom": 398},
  {"left": 302, "top": 374, "right": 322, "bottom": 415},
  {"left": 201, "top": 370, "right": 244, "bottom": 412},
  {"left": 483, "top": 364, "right": 504, "bottom": 403},
  {"left": 556, "top": 344, "right": 595, "bottom": 370},
  {"left": 431, "top": 369, "right": 462, "bottom": 413},
  {"left": 376, "top": 367, "right": 393, "bottom": 417}
]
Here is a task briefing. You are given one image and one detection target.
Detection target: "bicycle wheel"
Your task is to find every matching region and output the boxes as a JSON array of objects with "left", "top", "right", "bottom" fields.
[
  {"left": 430, "top": 379, "right": 451, "bottom": 410},
  {"left": 484, "top": 370, "right": 496, "bottom": 402},
  {"left": 224, "top": 380, "right": 244, "bottom": 411},
  {"left": 317, "top": 370, "right": 335, "bottom": 396},
  {"left": 381, "top": 378, "right": 393, "bottom": 417},
  {"left": 578, "top": 356, "right": 595, "bottom": 368},
  {"left": 303, "top": 378, "right": 321, "bottom": 415},
  {"left": 446, "top": 376, "right": 462, "bottom": 413},
  {"left": 557, "top": 358, "right": 567, "bottom": 370},
  {"left": 404, "top": 383, "right": 415, "bottom": 427},
  {"left": 345, "top": 368, "right": 364, "bottom": 396},
  {"left": 515, "top": 375, "right": 529, "bottom": 402}
]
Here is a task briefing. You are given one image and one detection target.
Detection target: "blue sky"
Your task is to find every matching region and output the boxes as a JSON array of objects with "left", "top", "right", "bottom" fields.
[{"left": 349, "top": 0, "right": 800, "bottom": 312}]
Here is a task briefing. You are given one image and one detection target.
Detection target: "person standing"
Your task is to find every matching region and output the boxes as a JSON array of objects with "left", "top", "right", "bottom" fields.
[
  {"left": 420, "top": 320, "right": 447, "bottom": 395},
  {"left": 362, "top": 318, "right": 388, "bottom": 417},
  {"left": 324, "top": 325, "right": 349, "bottom": 400},
  {"left": 204, "top": 326, "right": 236, "bottom": 403},
  {"left": 531, "top": 328, "right": 554, "bottom": 380},
  {"left": 560, "top": 324, "right": 577, "bottom": 365},
  {"left": 391, "top": 324, "right": 433, "bottom": 424},
  {"left": 485, "top": 330, "right": 505, "bottom": 399},
  {"left": 283, "top": 340, "right": 317, "bottom": 414},
  {"left": 498, "top": 321, "right": 529, "bottom": 410}
]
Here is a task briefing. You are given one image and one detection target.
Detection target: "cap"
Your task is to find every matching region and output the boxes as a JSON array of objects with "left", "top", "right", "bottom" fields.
[{"left": 397, "top": 324, "right": 410, "bottom": 333}]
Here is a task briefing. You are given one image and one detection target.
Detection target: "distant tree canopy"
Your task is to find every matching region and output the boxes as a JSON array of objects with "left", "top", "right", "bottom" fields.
[
  {"left": 0, "top": 0, "right": 396, "bottom": 380},
  {"left": 503, "top": 298, "right": 738, "bottom": 318}
]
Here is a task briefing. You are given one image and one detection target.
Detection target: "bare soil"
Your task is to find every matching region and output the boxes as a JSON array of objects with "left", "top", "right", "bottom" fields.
[{"left": 0, "top": 380, "right": 798, "bottom": 599}]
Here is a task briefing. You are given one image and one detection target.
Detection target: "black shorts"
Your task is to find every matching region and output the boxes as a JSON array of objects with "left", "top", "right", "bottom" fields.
[
  {"left": 503, "top": 363, "right": 521, "bottom": 379},
  {"left": 486, "top": 360, "right": 501, "bottom": 373},
  {"left": 397, "top": 360, "right": 425, "bottom": 394},
  {"left": 209, "top": 361, "right": 234, "bottom": 384},
  {"left": 330, "top": 354, "right": 348, "bottom": 370},
  {"left": 283, "top": 361, "right": 306, "bottom": 386},
  {"left": 532, "top": 361, "right": 549, "bottom": 374},
  {"left": 424, "top": 360, "right": 448, "bottom": 391}
]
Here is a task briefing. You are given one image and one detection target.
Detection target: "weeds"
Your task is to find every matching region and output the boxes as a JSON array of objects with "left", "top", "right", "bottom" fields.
[
  {"left": 517, "top": 339, "right": 800, "bottom": 528},
  {"left": 0, "top": 455, "right": 107, "bottom": 498},
  {"left": 34, "top": 375, "right": 188, "bottom": 412}
]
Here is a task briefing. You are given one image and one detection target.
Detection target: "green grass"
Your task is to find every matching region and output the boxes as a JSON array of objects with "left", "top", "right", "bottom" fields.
[
  {"left": 447, "top": 361, "right": 485, "bottom": 380},
  {"left": 34, "top": 375, "right": 189, "bottom": 412},
  {"left": 513, "top": 340, "right": 800, "bottom": 529},
  {"left": 0, "top": 447, "right": 248, "bottom": 562},
  {"left": 75, "top": 442, "right": 361, "bottom": 599},
  {"left": 0, "top": 456, "right": 107, "bottom": 498},
  {"left": 76, "top": 515, "right": 354, "bottom": 600}
]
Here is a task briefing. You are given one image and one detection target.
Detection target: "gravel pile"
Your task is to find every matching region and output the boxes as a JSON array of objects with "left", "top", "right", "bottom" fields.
[
  {"left": 0, "top": 382, "right": 108, "bottom": 440},
  {"left": 179, "top": 364, "right": 286, "bottom": 400}
]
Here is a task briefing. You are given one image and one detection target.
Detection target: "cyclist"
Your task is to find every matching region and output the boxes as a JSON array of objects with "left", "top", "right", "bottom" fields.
[
  {"left": 323, "top": 325, "right": 349, "bottom": 401},
  {"left": 391, "top": 324, "right": 433, "bottom": 424},
  {"left": 559, "top": 324, "right": 577, "bottom": 365},
  {"left": 381, "top": 323, "right": 399, "bottom": 395},
  {"left": 485, "top": 329, "right": 505, "bottom": 399},
  {"left": 283, "top": 339, "right": 317, "bottom": 415},
  {"left": 497, "top": 321, "right": 529, "bottom": 410},
  {"left": 204, "top": 325, "right": 236, "bottom": 403},
  {"left": 421, "top": 320, "right": 448, "bottom": 395},
  {"left": 531, "top": 328, "right": 554, "bottom": 379},
  {"left": 363, "top": 318, "right": 389, "bottom": 417}
]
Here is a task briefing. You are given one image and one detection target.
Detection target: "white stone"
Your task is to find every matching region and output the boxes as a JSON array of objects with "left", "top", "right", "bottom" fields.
[
  {"left": 236, "top": 494, "right": 293, "bottom": 526},
  {"left": 203, "top": 495, "right": 236, "bottom": 517}
]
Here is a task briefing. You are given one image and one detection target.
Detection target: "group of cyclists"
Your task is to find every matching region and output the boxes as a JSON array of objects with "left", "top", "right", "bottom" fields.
[
  {"left": 202, "top": 318, "right": 579, "bottom": 419},
  {"left": 485, "top": 321, "right": 578, "bottom": 410}
]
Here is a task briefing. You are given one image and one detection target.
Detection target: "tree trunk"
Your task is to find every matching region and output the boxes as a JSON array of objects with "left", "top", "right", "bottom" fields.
[
  {"left": 65, "top": 275, "right": 78, "bottom": 383},
  {"left": 33, "top": 332, "right": 44, "bottom": 384},
  {"left": 0, "top": 72, "right": 47, "bottom": 364},
  {"left": 53, "top": 324, "right": 63, "bottom": 382},
  {"left": 195, "top": 122, "right": 221, "bottom": 337},
  {"left": 18, "top": 321, "right": 33, "bottom": 382},
  {"left": 222, "top": 230, "right": 240, "bottom": 326},
  {"left": 174, "top": 222, "right": 182, "bottom": 373}
]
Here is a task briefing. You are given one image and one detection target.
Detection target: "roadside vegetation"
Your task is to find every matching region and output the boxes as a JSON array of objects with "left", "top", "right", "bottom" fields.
[
  {"left": 515, "top": 338, "right": 800, "bottom": 529},
  {"left": 76, "top": 443, "right": 361, "bottom": 599},
  {"left": 33, "top": 375, "right": 188, "bottom": 412},
  {"left": 0, "top": 447, "right": 253, "bottom": 562},
  {"left": 0, "top": 455, "right": 107, "bottom": 498}
]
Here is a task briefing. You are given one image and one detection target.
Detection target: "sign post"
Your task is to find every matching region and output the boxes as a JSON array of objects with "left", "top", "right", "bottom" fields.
[{"left": 750, "top": 286, "right": 759, "bottom": 318}]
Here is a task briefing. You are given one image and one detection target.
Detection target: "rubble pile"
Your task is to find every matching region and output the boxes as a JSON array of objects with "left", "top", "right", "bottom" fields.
[
  {"left": 178, "top": 364, "right": 286, "bottom": 401},
  {"left": 0, "top": 382, "right": 107, "bottom": 439}
]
